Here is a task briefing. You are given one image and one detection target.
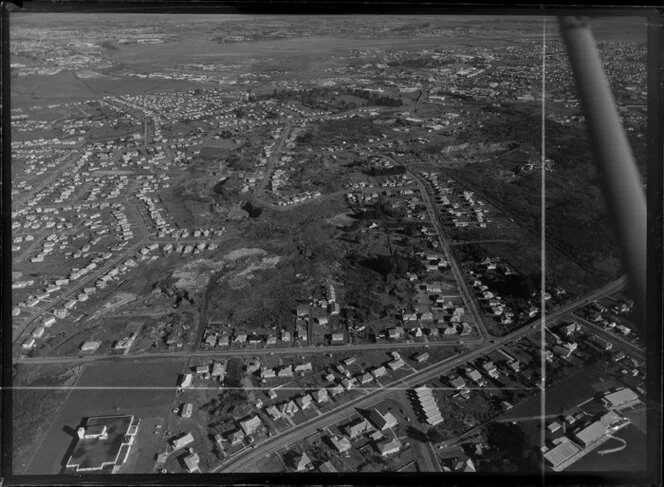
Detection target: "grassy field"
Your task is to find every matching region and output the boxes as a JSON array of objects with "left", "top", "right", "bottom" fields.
[
  {"left": 24, "top": 359, "right": 186, "bottom": 475},
  {"left": 12, "top": 364, "right": 84, "bottom": 474}
]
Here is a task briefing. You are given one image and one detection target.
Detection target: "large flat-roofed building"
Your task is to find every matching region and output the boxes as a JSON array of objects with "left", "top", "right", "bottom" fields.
[
  {"left": 573, "top": 421, "right": 607, "bottom": 448},
  {"left": 65, "top": 415, "right": 140, "bottom": 474},
  {"left": 543, "top": 439, "right": 581, "bottom": 471},
  {"left": 602, "top": 388, "right": 640, "bottom": 410}
]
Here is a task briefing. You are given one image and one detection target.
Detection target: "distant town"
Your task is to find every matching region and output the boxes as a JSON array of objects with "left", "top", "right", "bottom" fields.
[{"left": 10, "top": 13, "right": 647, "bottom": 477}]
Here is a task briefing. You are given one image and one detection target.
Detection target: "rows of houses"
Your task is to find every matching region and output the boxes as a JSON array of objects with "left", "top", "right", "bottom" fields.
[{"left": 422, "top": 172, "right": 489, "bottom": 228}]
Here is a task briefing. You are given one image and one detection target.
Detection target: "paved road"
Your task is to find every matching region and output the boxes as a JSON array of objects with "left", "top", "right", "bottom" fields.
[
  {"left": 215, "top": 277, "right": 625, "bottom": 473},
  {"left": 255, "top": 121, "right": 292, "bottom": 199},
  {"left": 410, "top": 171, "right": 490, "bottom": 340},
  {"left": 13, "top": 241, "right": 146, "bottom": 348},
  {"left": 569, "top": 312, "right": 645, "bottom": 360},
  {"left": 15, "top": 336, "right": 483, "bottom": 366},
  {"left": 451, "top": 239, "right": 519, "bottom": 246},
  {"left": 14, "top": 150, "right": 81, "bottom": 208},
  {"left": 215, "top": 353, "right": 463, "bottom": 473}
]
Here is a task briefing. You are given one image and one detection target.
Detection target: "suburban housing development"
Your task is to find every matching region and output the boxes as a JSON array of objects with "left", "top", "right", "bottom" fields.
[{"left": 10, "top": 11, "right": 649, "bottom": 477}]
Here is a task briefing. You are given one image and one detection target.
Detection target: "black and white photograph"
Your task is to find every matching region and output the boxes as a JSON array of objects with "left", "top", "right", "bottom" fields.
[{"left": 1, "top": 2, "right": 661, "bottom": 484}]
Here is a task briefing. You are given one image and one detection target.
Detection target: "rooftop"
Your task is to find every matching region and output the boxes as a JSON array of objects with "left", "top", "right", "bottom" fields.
[{"left": 66, "top": 415, "right": 138, "bottom": 473}]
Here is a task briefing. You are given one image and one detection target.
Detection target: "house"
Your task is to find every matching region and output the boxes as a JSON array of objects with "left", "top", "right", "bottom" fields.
[
  {"left": 387, "top": 358, "right": 405, "bottom": 370},
  {"left": 22, "top": 337, "right": 36, "bottom": 349},
  {"left": 42, "top": 316, "right": 56, "bottom": 328},
  {"left": 450, "top": 377, "right": 466, "bottom": 390},
  {"left": 370, "top": 430, "right": 385, "bottom": 442},
  {"left": 482, "top": 361, "right": 499, "bottom": 378},
  {"left": 266, "top": 335, "right": 277, "bottom": 346},
  {"left": 235, "top": 334, "right": 247, "bottom": 344},
  {"left": 560, "top": 322, "right": 580, "bottom": 336},
  {"left": 80, "top": 340, "right": 101, "bottom": 352},
  {"left": 226, "top": 429, "right": 245, "bottom": 445},
  {"left": 414, "top": 352, "right": 429, "bottom": 363},
  {"left": 344, "top": 357, "right": 357, "bottom": 366},
  {"left": 553, "top": 343, "right": 575, "bottom": 358},
  {"left": 278, "top": 365, "right": 294, "bottom": 378},
  {"left": 615, "top": 324, "right": 631, "bottom": 335},
  {"left": 214, "top": 433, "right": 224, "bottom": 452},
  {"left": 267, "top": 389, "right": 278, "bottom": 400},
  {"left": 313, "top": 388, "right": 329, "bottom": 404},
  {"left": 170, "top": 432, "right": 194, "bottom": 451},
  {"left": 180, "top": 403, "right": 193, "bottom": 418},
  {"left": 329, "top": 435, "right": 351, "bottom": 453},
  {"left": 326, "top": 283, "right": 336, "bottom": 302},
  {"left": 420, "top": 311, "right": 434, "bottom": 322},
  {"left": 328, "top": 384, "right": 344, "bottom": 397},
  {"left": 294, "top": 452, "right": 312, "bottom": 471},
  {"left": 374, "top": 437, "right": 400, "bottom": 456},
  {"left": 454, "top": 458, "right": 476, "bottom": 472},
  {"left": 387, "top": 327, "right": 402, "bottom": 340},
  {"left": 371, "top": 366, "right": 387, "bottom": 378},
  {"left": 295, "top": 394, "right": 313, "bottom": 410},
  {"left": 345, "top": 417, "right": 371, "bottom": 438},
  {"left": 179, "top": 373, "right": 193, "bottom": 388},
  {"left": 195, "top": 365, "right": 210, "bottom": 378},
  {"left": 325, "top": 373, "right": 336, "bottom": 383},
  {"left": 443, "top": 325, "right": 457, "bottom": 335},
  {"left": 261, "top": 367, "right": 276, "bottom": 379},
  {"left": 316, "top": 315, "right": 329, "bottom": 326},
  {"left": 319, "top": 461, "right": 337, "bottom": 472},
  {"left": 612, "top": 351, "right": 627, "bottom": 363},
  {"left": 281, "top": 330, "right": 292, "bottom": 342},
  {"left": 359, "top": 373, "right": 374, "bottom": 384},
  {"left": 239, "top": 415, "right": 262, "bottom": 436},
  {"left": 366, "top": 409, "right": 398, "bottom": 431},
  {"left": 211, "top": 362, "right": 225, "bottom": 378},
  {"left": 590, "top": 334, "right": 613, "bottom": 351},
  {"left": 280, "top": 400, "right": 299, "bottom": 416},
  {"left": 296, "top": 325, "right": 308, "bottom": 342},
  {"left": 205, "top": 334, "right": 217, "bottom": 347},
  {"left": 402, "top": 312, "right": 418, "bottom": 322},
  {"left": 331, "top": 332, "right": 344, "bottom": 343},
  {"left": 329, "top": 302, "right": 341, "bottom": 316},
  {"left": 266, "top": 405, "right": 282, "bottom": 420},
  {"left": 296, "top": 304, "right": 309, "bottom": 317},
  {"left": 182, "top": 451, "right": 200, "bottom": 473},
  {"left": 294, "top": 362, "right": 313, "bottom": 374}
]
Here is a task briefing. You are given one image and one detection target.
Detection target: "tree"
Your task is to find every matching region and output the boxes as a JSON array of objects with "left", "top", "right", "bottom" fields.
[
  {"left": 485, "top": 422, "right": 533, "bottom": 471},
  {"left": 426, "top": 427, "right": 445, "bottom": 443},
  {"left": 406, "top": 426, "right": 428, "bottom": 442}
]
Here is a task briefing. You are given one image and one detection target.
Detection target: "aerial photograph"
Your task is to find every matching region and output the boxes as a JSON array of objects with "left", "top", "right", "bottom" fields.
[{"left": 8, "top": 10, "right": 650, "bottom": 478}]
